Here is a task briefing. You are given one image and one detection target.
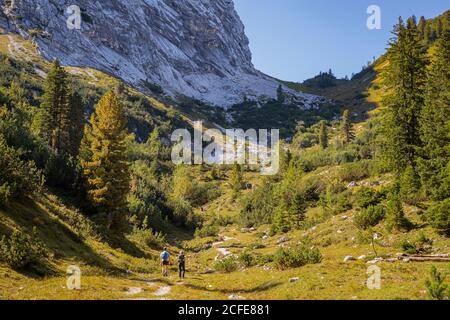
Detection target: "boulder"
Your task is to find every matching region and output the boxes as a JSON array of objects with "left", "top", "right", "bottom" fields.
[
  {"left": 344, "top": 256, "right": 356, "bottom": 262},
  {"left": 277, "top": 237, "right": 289, "bottom": 245}
]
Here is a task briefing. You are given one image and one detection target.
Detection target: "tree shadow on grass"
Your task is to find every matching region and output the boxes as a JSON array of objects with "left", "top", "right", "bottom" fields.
[
  {"left": 183, "top": 280, "right": 283, "bottom": 294},
  {"left": 1, "top": 198, "right": 121, "bottom": 277}
]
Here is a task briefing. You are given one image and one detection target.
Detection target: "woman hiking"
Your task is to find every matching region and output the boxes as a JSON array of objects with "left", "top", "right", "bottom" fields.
[{"left": 177, "top": 251, "right": 186, "bottom": 279}]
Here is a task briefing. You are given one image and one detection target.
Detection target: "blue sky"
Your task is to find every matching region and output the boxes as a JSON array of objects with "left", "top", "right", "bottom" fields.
[{"left": 233, "top": 0, "right": 449, "bottom": 82}]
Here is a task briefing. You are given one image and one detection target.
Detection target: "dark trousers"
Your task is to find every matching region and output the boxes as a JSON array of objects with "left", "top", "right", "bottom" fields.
[{"left": 178, "top": 262, "right": 185, "bottom": 278}]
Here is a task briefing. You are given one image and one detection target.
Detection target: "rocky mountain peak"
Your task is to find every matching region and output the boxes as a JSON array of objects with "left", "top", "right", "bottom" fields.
[{"left": 0, "top": 0, "right": 322, "bottom": 108}]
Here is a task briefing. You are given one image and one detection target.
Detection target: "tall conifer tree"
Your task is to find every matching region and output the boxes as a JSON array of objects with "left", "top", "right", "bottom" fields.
[
  {"left": 81, "top": 91, "right": 130, "bottom": 225},
  {"left": 418, "top": 32, "right": 450, "bottom": 200},
  {"left": 381, "top": 17, "right": 428, "bottom": 173}
]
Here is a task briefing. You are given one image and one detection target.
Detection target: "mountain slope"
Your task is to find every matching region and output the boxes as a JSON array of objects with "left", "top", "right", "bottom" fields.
[{"left": 0, "top": 0, "right": 323, "bottom": 108}]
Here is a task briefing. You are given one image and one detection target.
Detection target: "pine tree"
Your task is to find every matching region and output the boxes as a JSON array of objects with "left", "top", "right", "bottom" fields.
[
  {"left": 81, "top": 91, "right": 130, "bottom": 225},
  {"left": 276, "top": 84, "right": 285, "bottom": 104},
  {"left": 386, "top": 193, "right": 411, "bottom": 232},
  {"left": 381, "top": 17, "right": 428, "bottom": 173},
  {"left": 67, "top": 92, "right": 85, "bottom": 158},
  {"left": 229, "top": 163, "right": 244, "bottom": 198},
  {"left": 418, "top": 16, "right": 427, "bottom": 39},
  {"left": 341, "top": 109, "right": 355, "bottom": 144},
  {"left": 319, "top": 121, "right": 328, "bottom": 150},
  {"left": 418, "top": 32, "right": 450, "bottom": 200},
  {"left": 40, "top": 59, "right": 71, "bottom": 154}
]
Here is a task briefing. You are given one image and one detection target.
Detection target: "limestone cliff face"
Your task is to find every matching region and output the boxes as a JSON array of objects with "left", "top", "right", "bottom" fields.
[{"left": 0, "top": 0, "right": 322, "bottom": 108}]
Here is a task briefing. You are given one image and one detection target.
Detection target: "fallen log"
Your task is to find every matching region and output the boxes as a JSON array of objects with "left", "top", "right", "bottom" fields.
[
  {"left": 399, "top": 254, "right": 450, "bottom": 262},
  {"left": 403, "top": 257, "right": 450, "bottom": 262}
]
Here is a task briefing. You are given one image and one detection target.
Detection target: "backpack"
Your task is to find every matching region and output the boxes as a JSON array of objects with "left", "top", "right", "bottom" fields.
[{"left": 161, "top": 251, "right": 169, "bottom": 261}]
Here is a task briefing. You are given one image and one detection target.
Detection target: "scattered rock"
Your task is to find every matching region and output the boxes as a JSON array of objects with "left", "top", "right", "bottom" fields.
[
  {"left": 204, "top": 268, "right": 215, "bottom": 274},
  {"left": 126, "top": 287, "right": 143, "bottom": 295},
  {"left": 337, "top": 230, "right": 343, "bottom": 234},
  {"left": 262, "top": 235, "right": 269, "bottom": 240},
  {"left": 289, "top": 277, "right": 300, "bottom": 283},
  {"left": 263, "top": 266, "right": 273, "bottom": 271},
  {"left": 253, "top": 244, "right": 266, "bottom": 250},
  {"left": 344, "top": 256, "right": 356, "bottom": 262},
  {"left": 357, "top": 255, "right": 367, "bottom": 260},
  {"left": 240, "top": 228, "right": 251, "bottom": 233},
  {"left": 203, "top": 243, "right": 213, "bottom": 250},
  {"left": 228, "top": 294, "right": 244, "bottom": 300},
  {"left": 340, "top": 216, "right": 349, "bottom": 221},
  {"left": 385, "top": 258, "right": 397, "bottom": 263},
  {"left": 347, "top": 181, "right": 357, "bottom": 188},
  {"left": 249, "top": 227, "right": 256, "bottom": 232},
  {"left": 277, "top": 237, "right": 289, "bottom": 245},
  {"left": 367, "top": 257, "right": 384, "bottom": 264},
  {"left": 154, "top": 286, "right": 171, "bottom": 297}
]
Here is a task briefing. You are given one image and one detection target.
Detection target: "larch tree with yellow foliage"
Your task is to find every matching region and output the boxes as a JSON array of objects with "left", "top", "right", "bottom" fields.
[{"left": 81, "top": 91, "right": 130, "bottom": 227}]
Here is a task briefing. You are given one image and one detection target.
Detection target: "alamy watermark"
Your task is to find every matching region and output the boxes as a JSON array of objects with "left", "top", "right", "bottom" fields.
[
  {"left": 367, "top": 5, "right": 382, "bottom": 30},
  {"left": 66, "top": 265, "right": 81, "bottom": 290},
  {"left": 66, "top": 5, "right": 82, "bottom": 30},
  {"left": 367, "top": 265, "right": 381, "bottom": 290},
  {"left": 171, "top": 121, "right": 280, "bottom": 175}
]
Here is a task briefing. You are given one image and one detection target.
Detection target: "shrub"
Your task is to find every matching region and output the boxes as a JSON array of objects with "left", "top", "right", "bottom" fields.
[
  {"left": 238, "top": 251, "right": 256, "bottom": 268},
  {"left": 0, "top": 134, "right": 43, "bottom": 205},
  {"left": 386, "top": 194, "right": 411, "bottom": 232},
  {"left": 338, "top": 161, "right": 371, "bottom": 182},
  {"left": 273, "top": 241, "right": 322, "bottom": 270},
  {"left": 213, "top": 256, "right": 239, "bottom": 273},
  {"left": 169, "top": 198, "right": 203, "bottom": 229},
  {"left": 426, "top": 199, "right": 450, "bottom": 236},
  {"left": 355, "top": 187, "right": 382, "bottom": 209},
  {"left": 239, "top": 179, "right": 276, "bottom": 227},
  {"left": 354, "top": 205, "right": 385, "bottom": 230},
  {"left": 399, "top": 234, "right": 433, "bottom": 254},
  {"left": 194, "top": 225, "right": 220, "bottom": 238},
  {"left": 0, "top": 228, "right": 47, "bottom": 269},
  {"left": 399, "top": 240, "right": 418, "bottom": 254},
  {"left": 128, "top": 224, "right": 166, "bottom": 249},
  {"left": 425, "top": 266, "right": 448, "bottom": 300}
]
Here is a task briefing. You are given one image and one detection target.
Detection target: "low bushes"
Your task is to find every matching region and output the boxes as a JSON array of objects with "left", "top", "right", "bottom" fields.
[
  {"left": 128, "top": 224, "right": 166, "bottom": 249},
  {"left": 0, "top": 228, "right": 48, "bottom": 269},
  {"left": 213, "top": 256, "right": 239, "bottom": 273},
  {"left": 273, "top": 241, "right": 322, "bottom": 270},
  {"left": 426, "top": 199, "right": 450, "bottom": 236},
  {"left": 194, "top": 225, "right": 220, "bottom": 238},
  {"left": 354, "top": 205, "right": 385, "bottom": 230}
]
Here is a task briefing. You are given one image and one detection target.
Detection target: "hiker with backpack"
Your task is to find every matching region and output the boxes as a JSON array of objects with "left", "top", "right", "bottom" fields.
[
  {"left": 160, "top": 247, "right": 171, "bottom": 277},
  {"left": 177, "top": 251, "right": 186, "bottom": 279}
]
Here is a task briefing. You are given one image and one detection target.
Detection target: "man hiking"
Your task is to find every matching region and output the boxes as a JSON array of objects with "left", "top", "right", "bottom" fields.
[
  {"left": 160, "top": 247, "right": 171, "bottom": 277},
  {"left": 177, "top": 251, "right": 186, "bottom": 279}
]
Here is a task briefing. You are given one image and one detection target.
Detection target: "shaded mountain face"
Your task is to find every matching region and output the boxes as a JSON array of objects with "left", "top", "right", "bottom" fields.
[{"left": 0, "top": 0, "right": 323, "bottom": 108}]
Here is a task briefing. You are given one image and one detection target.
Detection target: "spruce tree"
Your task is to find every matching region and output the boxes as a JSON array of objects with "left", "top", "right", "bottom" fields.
[
  {"left": 418, "top": 32, "right": 450, "bottom": 200},
  {"left": 319, "top": 121, "right": 328, "bottom": 150},
  {"left": 386, "top": 193, "right": 411, "bottom": 232},
  {"left": 68, "top": 92, "right": 85, "bottom": 158},
  {"left": 229, "top": 163, "right": 244, "bottom": 198},
  {"left": 40, "top": 59, "right": 71, "bottom": 154},
  {"left": 81, "top": 91, "right": 130, "bottom": 225},
  {"left": 381, "top": 17, "right": 428, "bottom": 173},
  {"left": 341, "top": 109, "right": 355, "bottom": 144}
]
